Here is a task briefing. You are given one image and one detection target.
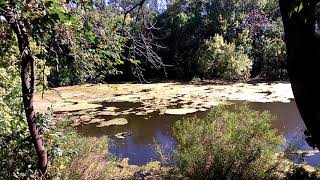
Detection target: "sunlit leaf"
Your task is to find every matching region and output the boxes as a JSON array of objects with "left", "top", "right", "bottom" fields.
[
  {"left": 69, "top": 15, "right": 77, "bottom": 24},
  {"left": 0, "top": 0, "right": 8, "bottom": 12},
  {"left": 87, "top": 31, "right": 96, "bottom": 42}
]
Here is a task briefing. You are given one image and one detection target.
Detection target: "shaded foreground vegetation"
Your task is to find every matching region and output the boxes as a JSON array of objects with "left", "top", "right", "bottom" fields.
[
  {"left": 0, "top": 108, "right": 111, "bottom": 179},
  {"left": 2, "top": 102, "right": 319, "bottom": 179}
]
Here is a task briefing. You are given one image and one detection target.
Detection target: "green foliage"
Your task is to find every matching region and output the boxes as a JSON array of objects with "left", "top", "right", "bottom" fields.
[
  {"left": 258, "top": 35, "right": 287, "bottom": 80},
  {"left": 0, "top": 66, "right": 24, "bottom": 136},
  {"left": 0, "top": 19, "right": 36, "bottom": 179},
  {"left": 1, "top": 0, "right": 289, "bottom": 84},
  {"left": 0, "top": 23, "right": 32, "bottom": 178},
  {"left": 248, "top": 17, "right": 288, "bottom": 80},
  {"left": 154, "top": 0, "right": 287, "bottom": 81},
  {"left": 0, "top": 102, "right": 33, "bottom": 179},
  {"left": 1, "top": 0, "right": 143, "bottom": 87},
  {"left": 0, "top": 105, "right": 54, "bottom": 179},
  {"left": 173, "top": 105, "right": 283, "bottom": 179},
  {"left": 46, "top": 7, "right": 128, "bottom": 86},
  {"left": 0, "top": 134, "right": 38, "bottom": 179},
  {"left": 46, "top": 128, "right": 113, "bottom": 179},
  {"left": 142, "top": 161, "right": 161, "bottom": 174},
  {"left": 0, "top": 103, "right": 113, "bottom": 179},
  {"left": 199, "top": 34, "right": 253, "bottom": 80},
  {"left": 0, "top": 0, "right": 8, "bottom": 12}
]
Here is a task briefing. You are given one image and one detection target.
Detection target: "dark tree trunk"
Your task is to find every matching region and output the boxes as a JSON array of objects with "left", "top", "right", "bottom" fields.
[
  {"left": 4, "top": 9, "right": 48, "bottom": 176},
  {"left": 279, "top": 0, "right": 320, "bottom": 147}
]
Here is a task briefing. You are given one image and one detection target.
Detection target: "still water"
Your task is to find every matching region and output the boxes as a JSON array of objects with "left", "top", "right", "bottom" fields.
[{"left": 75, "top": 100, "right": 319, "bottom": 166}]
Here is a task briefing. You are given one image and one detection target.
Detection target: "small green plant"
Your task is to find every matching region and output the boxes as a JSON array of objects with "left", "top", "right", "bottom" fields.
[
  {"left": 0, "top": 65, "right": 39, "bottom": 179},
  {"left": 173, "top": 104, "right": 284, "bottom": 180},
  {"left": 142, "top": 161, "right": 161, "bottom": 174},
  {"left": 199, "top": 34, "right": 253, "bottom": 80},
  {"left": 152, "top": 138, "right": 171, "bottom": 165}
]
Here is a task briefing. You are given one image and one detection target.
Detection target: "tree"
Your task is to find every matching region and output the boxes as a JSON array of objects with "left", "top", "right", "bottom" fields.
[
  {"left": 279, "top": 0, "right": 320, "bottom": 147},
  {"left": 153, "top": 0, "right": 285, "bottom": 80},
  {"left": 1, "top": 4, "right": 48, "bottom": 177},
  {"left": 0, "top": 0, "right": 78, "bottom": 175}
]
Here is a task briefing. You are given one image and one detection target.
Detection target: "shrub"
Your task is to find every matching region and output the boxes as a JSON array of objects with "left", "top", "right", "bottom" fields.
[
  {"left": 199, "top": 34, "right": 253, "bottom": 80},
  {"left": 0, "top": 64, "right": 37, "bottom": 179},
  {"left": 0, "top": 133, "right": 38, "bottom": 179},
  {"left": 1, "top": 104, "right": 114, "bottom": 179},
  {"left": 173, "top": 105, "right": 283, "bottom": 180},
  {"left": 0, "top": 66, "right": 25, "bottom": 137},
  {"left": 46, "top": 120, "right": 114, "bottom": 179}
]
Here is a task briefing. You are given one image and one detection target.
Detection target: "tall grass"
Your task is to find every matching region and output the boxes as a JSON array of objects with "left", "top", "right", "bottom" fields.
[{"left": 47, "top": 127, "right": 115, "bottom": 179}]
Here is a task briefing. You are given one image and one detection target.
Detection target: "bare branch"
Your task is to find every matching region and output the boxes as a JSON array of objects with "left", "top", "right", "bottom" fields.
[
  {"left": 120, "top": 0, "right": 170, "bottom": 82},
  {"left": 124, "top": 0, "right": 146, "bottom": 15}
]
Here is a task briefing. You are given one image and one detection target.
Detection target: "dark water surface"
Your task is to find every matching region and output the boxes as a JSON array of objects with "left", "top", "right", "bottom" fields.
[{"left": 75, "top": 100, "right": 319, "bottom": 166}]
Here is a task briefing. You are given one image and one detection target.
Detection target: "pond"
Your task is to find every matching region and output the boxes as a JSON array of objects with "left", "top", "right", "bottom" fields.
[{"left": 74, "top": 100, "right": 320, "bottom": 166}]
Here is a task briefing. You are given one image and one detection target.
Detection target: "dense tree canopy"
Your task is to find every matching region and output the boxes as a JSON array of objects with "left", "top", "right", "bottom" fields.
[
  {"left": 151, "top": 0, "right": 286, "bottom": 80},
  {"left": 1, "top": 0, "right": 288, "bottom": 85}
]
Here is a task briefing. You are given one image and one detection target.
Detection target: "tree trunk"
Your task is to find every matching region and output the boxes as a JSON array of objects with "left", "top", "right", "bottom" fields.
[
  {"left": 279, "top": 0, "right": 320, "bottom": 148},
  {"left": 4, "top": 9, "right": 48, "bottom": 176}
]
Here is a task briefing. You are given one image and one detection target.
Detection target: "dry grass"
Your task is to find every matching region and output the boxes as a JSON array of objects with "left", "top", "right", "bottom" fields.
[
  {"left": 63, "top": 137, "right": 113, "bottom": 179},
  {"left": 63, "top": 152, "right": 111, "bottom": 180},
  {"left": 49, "top": 134, "right": 115, "bottom": 180}
]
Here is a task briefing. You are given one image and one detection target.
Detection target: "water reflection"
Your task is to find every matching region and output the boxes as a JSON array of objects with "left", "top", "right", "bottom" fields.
[
  {"left": 76, "top": 108, "right": 206, "bottom": 165},
  {"left": 75, "top": 100, "right": 319, "bottom": 166}
]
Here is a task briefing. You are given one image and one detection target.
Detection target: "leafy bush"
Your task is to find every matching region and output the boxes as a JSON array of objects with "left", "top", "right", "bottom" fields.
[
  {"left": 173, "top": 105, "right": 283, "bottom": 179},
  {"left": 36, "top": 115, "right": 115, "bottom": 179},
  {"left": 0, "top": 67, "right": 25, "bottom": 136},
  {"left": 199, "top": 34, "right": 253, "bottom": 80},
  {"left": 0, "top": 27, "right": 51, "bottom": 180},
  {"left": 0, "top": 53, "right": 36, "bottom": 178},
  {"left": 1, "top": 106, "right": 54, "bottom": 179},
  {"left": 1, "top": 102, "right": 113, "bottom": 179},
  {"left": 0, "top": 134, "right": 38, "bottom": 179},
  {"left": 47, "top": 130, "right": 113, "bottom": 179},
  {"left": 153, "top": 0, "right": 283, "bottom": 80}
]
